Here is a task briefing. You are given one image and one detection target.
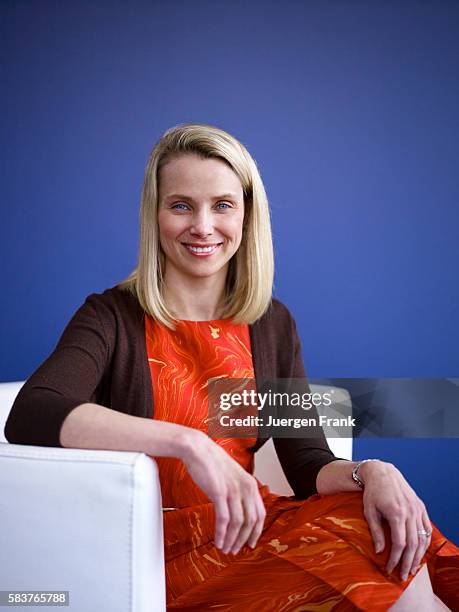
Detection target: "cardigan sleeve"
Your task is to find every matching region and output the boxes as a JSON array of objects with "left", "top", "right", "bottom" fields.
[
  {"left": 4, "top": 293, "right": 113, "bottom": 448},
  {"left": 272, "top": 308, "right": 347, "bottom": 499}
]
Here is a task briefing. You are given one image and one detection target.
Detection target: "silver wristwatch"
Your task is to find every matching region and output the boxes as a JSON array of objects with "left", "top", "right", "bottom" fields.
[{"left": 351, "top": 459, "right": 379, "bottom": 489}]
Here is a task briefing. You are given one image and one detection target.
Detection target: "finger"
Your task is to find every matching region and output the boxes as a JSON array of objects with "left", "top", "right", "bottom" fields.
[
  {"left": 422, "top": 506, "right": 433, "bottom": 551},
  {"left": 221, "top": 495, "right": 244, "bottom": 554},
  {"left": 411, "top": 507, "right": 432, "bottom": 574},
  {"left": 247, "top": 491, "right": 267, "bottom": 549},
  {"left": 398, "top": 516, "right": 419, "bottom": 581},
  {"left": 229, "top": 495, "right": 257, "bottom": 554},
  {"left": 213, "top": 495, "right": 230, "bottom": 550},
  {"left": 231, "top": 482, "right": 266, "bottom": 553},
  {"left": 410, "top": 516, "right": 430, "bottom": 575},
  {"left": 385, "top": 515, "right": 406, "bottom": 575},
  {"left": 363, "top": 501, "right": 385, "bottom": 553}
]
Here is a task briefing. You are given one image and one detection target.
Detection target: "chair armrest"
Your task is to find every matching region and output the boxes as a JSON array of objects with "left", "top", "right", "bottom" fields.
[{"left": 0, "top": 443, "right": 166, "bottom": 612}]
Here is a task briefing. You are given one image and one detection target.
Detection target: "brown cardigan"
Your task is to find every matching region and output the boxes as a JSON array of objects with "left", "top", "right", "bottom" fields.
[{"left": 4, "top": 286, "right": 343, "bottom": 498}]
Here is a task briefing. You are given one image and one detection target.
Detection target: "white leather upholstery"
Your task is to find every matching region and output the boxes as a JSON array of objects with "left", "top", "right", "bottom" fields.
[
  {"left": 0, "top": 381, "right": 353, "bottom": 611},
  {"left": 1, "top": 382, "right": 166, "bottom": 612},
  {"left": 0, "top": 381, "right": 24, "bottom": 442},
  {"left": 0, "top": 444, "right": 165, "bottom": 612}
]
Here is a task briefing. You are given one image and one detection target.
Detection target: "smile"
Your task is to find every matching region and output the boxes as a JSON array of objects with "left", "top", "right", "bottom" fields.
[{"left": 182, "top": 243, "right": 222, "bottom": 257}]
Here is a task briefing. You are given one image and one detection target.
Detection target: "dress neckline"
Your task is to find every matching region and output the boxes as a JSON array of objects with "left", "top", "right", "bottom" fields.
[{"left": 176, "top": 318, "right": 231, "bottom": 324}]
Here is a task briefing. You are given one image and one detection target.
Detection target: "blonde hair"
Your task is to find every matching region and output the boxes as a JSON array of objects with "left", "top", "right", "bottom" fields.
[{"left": 117, "top": 123, "right": 274, "bottom": 329}]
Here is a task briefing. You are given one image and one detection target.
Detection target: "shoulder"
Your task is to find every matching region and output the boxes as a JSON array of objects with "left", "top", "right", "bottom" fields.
[
  {"left": 67, "top": 285, "right": 144, "bottom": 341},
  {"left": 255, "top": 297, "right": 297, "bottom": 331},
  {"left": 250, "top": 297, "right": 299, "bottom": 351},
  {"left": 82, "top": 285, "right": 142, "bottom": 318},
  {"left": 270, "top": 297, "right": 296, "bottom": 321}
]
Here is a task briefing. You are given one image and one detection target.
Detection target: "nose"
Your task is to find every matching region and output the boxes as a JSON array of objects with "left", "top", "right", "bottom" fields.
[{"left": 190, "top": 208, "right": 213, "bottom": 237}]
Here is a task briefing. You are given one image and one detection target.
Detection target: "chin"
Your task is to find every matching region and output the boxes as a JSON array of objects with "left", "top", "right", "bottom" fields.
[
  {"left": 178, "top": 256, "right": 230, "bottom": 277},
  {"left": 183, "top": 265, "right": 226, "bottom": 279}
]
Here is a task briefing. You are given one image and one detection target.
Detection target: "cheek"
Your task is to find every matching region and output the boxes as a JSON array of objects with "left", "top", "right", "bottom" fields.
[
  {"left": 235, "top": 220, "right": 245, "bottom": 247},
  {"left": 224, "top": 215, "right": 244, "bottom": 240},
  {"left": 158, "top": 215, "right": 185, "bottom": 243}
]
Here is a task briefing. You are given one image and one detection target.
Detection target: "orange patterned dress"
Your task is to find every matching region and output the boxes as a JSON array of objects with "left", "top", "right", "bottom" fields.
[{"left": 145, "top": 315, "right": 459, "bottom": 611}]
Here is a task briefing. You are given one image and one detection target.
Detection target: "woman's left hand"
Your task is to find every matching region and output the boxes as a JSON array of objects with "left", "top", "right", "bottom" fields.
[{"left": 359, "top": 460, "right": 432, "bottom": 581}]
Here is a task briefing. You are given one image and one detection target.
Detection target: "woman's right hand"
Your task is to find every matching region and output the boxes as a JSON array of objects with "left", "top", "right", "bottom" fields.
[{"left": 181, "top": 429, "right": 267, "bottom": 555}]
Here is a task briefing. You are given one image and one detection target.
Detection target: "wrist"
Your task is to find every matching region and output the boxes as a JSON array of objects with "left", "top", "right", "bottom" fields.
[
  {"left": 352, "top": 459, "right": 384, "bottom": 488},
  {"left": 177, "top": 427, "right": 206, "bottom": 463}
]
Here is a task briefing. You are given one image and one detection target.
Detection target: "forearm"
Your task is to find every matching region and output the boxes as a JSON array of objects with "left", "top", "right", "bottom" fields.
[
  {"left": 316, "top": 458, "right": 385, "bottom": 495},
  {"left": 59, "top": 402, "right": 196, "bottom": 460}
]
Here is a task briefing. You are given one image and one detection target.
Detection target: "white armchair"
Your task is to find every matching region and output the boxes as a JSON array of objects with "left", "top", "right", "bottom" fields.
[{"left": 0, "top": 382, "right": 352, "bottom": 612}]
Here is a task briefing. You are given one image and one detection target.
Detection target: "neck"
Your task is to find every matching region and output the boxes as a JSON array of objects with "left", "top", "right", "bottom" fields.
[{"left": 162, "top": 266, "right": 228, "bottom": 321}]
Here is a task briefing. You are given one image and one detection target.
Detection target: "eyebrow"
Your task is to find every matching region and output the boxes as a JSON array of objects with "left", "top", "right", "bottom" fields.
[{"left": 163, "top": 193, "right": 239, "bottom": 202}]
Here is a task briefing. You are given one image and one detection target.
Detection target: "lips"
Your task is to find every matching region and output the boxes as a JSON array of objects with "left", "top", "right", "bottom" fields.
[
  {"left": 182, "top": 242, "right": 222, "bottom": 247},
  {"left": 182, "top": 242, "right": 222, "bottom": 256}
]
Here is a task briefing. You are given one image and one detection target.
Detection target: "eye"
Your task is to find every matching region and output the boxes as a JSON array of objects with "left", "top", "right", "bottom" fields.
[
  {"left": 171, "top": 202, "right": 190, "bottom": 211},
  {"left": 215, "top": 201, "right": 231, "bottom": 210}
]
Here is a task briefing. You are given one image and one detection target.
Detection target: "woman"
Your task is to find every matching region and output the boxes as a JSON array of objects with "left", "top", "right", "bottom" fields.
[{"left": 5, "top": 123, "right": 458, "bottom": 611}]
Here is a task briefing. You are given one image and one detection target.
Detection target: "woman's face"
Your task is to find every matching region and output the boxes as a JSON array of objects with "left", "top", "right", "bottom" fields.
[{"left": 157, "top": 153, "right": 245, "bottom": 282}]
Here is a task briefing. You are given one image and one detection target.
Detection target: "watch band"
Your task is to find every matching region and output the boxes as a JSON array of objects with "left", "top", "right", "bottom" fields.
[{"left": 351, "top": 459, "right": 379, "bottom": 489}]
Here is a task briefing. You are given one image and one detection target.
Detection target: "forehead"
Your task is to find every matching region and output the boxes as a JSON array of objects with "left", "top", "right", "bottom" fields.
[{"left": 158, "top": 154, "right": 243, "bottom": 199}]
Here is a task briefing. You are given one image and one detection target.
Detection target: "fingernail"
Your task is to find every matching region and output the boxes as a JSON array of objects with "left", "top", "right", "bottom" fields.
[
  {"left": 401, "top": 573, "right": 408, "bottom": 581},
  {"left": 375, "top": 543, "right": 382, "bottom": 553}
]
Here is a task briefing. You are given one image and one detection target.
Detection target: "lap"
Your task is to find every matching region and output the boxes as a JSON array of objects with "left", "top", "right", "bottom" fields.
[{"left": 164, "top": 490, "right": 458, "bottom": 611}]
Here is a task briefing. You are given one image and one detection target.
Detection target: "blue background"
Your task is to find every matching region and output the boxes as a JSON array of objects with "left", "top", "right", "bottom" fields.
[{"left": 1, "top": 1, "right": 458, "bottom": 542}]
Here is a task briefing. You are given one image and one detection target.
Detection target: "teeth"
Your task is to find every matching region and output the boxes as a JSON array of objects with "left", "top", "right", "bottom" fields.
[{"left": 186, "top": 245, "right": 219, "bottom": 253}]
